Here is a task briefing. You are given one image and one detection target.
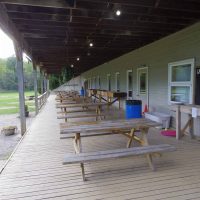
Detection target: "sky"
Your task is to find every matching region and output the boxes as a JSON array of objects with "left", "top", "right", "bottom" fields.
[
  {"left": 0, "top": 29, "right": 15, "bottom": 58},
  {"left": 0, "top": 28, "right": 29, "bottom": 61}
]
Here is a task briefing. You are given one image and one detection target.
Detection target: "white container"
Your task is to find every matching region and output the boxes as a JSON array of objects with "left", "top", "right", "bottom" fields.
[{"left": 145, "top": 112, "right": 171, "bottom": 129}]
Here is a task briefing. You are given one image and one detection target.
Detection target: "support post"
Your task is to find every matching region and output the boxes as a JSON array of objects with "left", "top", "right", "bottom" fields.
[
  {"left": 176, "top": 105, "right": 181, "bottom": 140},
  {"left": 47, "top": 78, "right": 50, "bottom": 92},
  {"left": 33, "top": 62, "right": 39, "bottom": 115},
  {"left": 44, "top": 74, "right": 47, "bottom": 92},
  {"left": 40, "top": 70, "right": 44, "bottom": 94},
  {"left": 14, "top": 43, "right": 26, "bottom": 135}
]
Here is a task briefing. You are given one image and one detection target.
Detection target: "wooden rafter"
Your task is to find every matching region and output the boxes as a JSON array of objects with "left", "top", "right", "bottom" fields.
[{"left": 0, "top": 0, "right": 200, "bottom": 74}]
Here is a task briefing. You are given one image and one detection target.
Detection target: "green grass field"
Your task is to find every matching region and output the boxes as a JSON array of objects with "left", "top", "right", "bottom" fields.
[{"left": 0, "top": 91, "right": 35, "bottom": 115}]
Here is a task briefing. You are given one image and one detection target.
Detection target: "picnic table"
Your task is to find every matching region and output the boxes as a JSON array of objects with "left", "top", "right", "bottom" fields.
[
  {"left": 61, "top": 118, "right": 175, "bottom": 180},
  {"left": 57, "top": 102, "right": 107, "bottom": 122},
  {"left": 57, "top": 102, "right": 107, "bottom": 114},
  {"left": 60, "top": 118, "right": 160, "bottom": 147}
]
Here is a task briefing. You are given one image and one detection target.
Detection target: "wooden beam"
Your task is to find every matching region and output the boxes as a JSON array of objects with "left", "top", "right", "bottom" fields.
[
  {"left": 14, "top": 43, "right": 26, "bottom": 135},
  {"left": 40, "top": 70, "right": 44, "bottom": 94},
  {"left": 0, "top": 3, "right": 32, "bottom": 58},
  {"left": 1, "top": 0, "right": 75, "bottom": 8},
  {"left": 176, "top": 105, "right": 181, "bottom": 140},
  {"left": 33, "top": 62, "right": 39, "bottom": 115}
]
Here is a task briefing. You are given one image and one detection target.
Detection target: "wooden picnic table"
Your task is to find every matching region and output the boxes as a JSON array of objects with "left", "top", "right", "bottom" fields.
[
  {"left": 57, "top": 102, "right": 108, "bottom": 122},
  {"left": 88, "top": 89, "right": 126, "bottom": 109},
  {"left": 60, "top": 118, "right": 160, "bottom": 157},
  {"left": 61, "top": 118, "right": 165, "bottom": 181},
  {"left": 57, "top": 102, "right": 107, "bottom": 114}
]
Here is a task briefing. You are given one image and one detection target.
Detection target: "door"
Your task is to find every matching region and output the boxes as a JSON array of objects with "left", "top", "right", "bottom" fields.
[
  {"left": 195, "top": 67, "right": 200, "bottom": 105},
  {"left": 127, "top": 70, "right": 133, "bottom": 99},
  {"left": 137, "top": 67, "right": 149, "bottom": 110},
  {"left": 107, "top": 74, "right": 111, "bottom": 91},
  {"left": 115, "top": 72, "right": 120, "bottom": 92}
]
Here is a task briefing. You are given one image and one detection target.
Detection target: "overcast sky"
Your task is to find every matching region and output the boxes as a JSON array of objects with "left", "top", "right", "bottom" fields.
[
  {"left": 0, "top": 28, "right": 30, "bottom": 62},
  {"left": 0, "top": 29, "right": 15, "bottom": 58}
]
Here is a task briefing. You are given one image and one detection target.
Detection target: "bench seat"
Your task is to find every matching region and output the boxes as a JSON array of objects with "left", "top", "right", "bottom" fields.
[
  {"left": 63, "top": 144, "right": 176, "bottom": 181},
  {"left": 57, "top": 109, "right": 96, "bottom": 114},
  {"left": 57, "top": 114, "right": 105, "bottom": 120}
]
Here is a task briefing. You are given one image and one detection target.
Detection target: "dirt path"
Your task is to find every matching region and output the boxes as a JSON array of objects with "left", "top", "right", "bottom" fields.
[{"left": 0, "top": 113, "right": 35, "bottom": 164}]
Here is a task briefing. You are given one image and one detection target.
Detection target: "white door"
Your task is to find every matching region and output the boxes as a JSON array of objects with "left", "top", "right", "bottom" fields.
[
  {"left": 127, "top": 70, "right": 133, "bottom": 99},
  {"left": 107, "top": 74, "right": 111, "bottom": 91},
  {"left": 115, "top": 72, "right": 120, "bottom": 92},
  {"left": 137, "top": 67, "right": 149, "bottom": 110}
]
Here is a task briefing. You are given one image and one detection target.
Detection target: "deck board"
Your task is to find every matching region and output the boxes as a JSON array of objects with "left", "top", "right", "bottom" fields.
[{"left": 1, "top": 94, "right": 200, "bottom": 200}]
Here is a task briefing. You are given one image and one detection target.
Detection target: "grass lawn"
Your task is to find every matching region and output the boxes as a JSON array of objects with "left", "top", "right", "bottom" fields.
[{"left": 0, "top": 91, "right": 35, "bottom": 115}]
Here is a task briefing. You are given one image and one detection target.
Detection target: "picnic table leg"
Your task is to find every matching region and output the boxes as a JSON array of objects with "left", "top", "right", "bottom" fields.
[
  {"left": 140, "top": 127, "right": 156, "bottom": 171},
  {"left": 127, "top": 128, "right": 135, "bottom": 148},
  {"left": 96, "top": 105, "right": 103, "bottom": 120},
  {"left": 74, "top": 133, "right": 86, "bottom": 181},
  {"left": 99, "top": 94, "right": 102, "bottom": 102}
]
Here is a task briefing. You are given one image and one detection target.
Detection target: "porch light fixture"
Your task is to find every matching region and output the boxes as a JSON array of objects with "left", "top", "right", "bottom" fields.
[
  {"left": 77, "top": 57, "right": 80, "bottom": 61},
  {"left": 70, "top": 64, "right": 74, "bottom": 68},
  {"left": 116, "top": 10, "right": 121, "bottom": 16},
  {"left": 89, "top": 42, "right": 93, "bottom": 47}
]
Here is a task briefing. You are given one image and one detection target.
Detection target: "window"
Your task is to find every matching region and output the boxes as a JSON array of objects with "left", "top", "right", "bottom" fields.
[
  {"left": 107, "top": 74, "right": 111, "bottom": 91},
  {"left": 168, "top": 58, "right": 194, "bottom": 104},
  {"left": 137, "top": 67, "right": 148, "bottom": 95},
  {"left": 115, "top": 72, "right": 120, "bottom": 92},
  {"left": 127, "top": 70, "right": 133, "bottom": 99}
]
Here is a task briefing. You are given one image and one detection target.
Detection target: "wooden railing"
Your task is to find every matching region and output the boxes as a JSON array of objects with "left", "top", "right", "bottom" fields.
[{"left": 38, "top": 91, "right": 49, "bottom": 110}]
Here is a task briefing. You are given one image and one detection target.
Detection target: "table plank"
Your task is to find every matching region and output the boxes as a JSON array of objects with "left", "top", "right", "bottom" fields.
[{"left": 60, "top": 118, "right": 160, "bottom": 134}]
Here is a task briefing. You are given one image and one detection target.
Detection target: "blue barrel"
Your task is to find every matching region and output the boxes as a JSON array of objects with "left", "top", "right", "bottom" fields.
[
  {"left": 80, "top": 89, "right": 85, "bottom": 96},
  {"left": 126, "top": 100, "right": 142, "bottom": 119}
]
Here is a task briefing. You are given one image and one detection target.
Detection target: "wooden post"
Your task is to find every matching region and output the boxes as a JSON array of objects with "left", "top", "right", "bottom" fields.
[
  {"left": 40, "top": 70, "right": 44, "bottom": 94},
  {"left": 176, "top": 105, "right": 181, "bottom": 140},
  {"left": 14, "top": 43, "right": 26, "bottom": 135},
  {"left": 44, "top": 74, "right": 48, "bottom": 92},
  {"left": 47, "top": 78, "right": 49, "bottom": 92},
  {"left": 189, "top": 114, "right": 194, "bottom": 139},
  {"left": 33, "top": 62, "right": 39, "bottom": 115}
]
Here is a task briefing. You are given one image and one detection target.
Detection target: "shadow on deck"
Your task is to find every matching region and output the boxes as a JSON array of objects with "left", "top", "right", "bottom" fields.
[{"left": 0, "top": 94, "right": 200, "bottom": 200}]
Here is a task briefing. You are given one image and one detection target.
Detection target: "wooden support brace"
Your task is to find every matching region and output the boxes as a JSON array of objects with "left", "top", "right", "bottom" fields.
[
  {"left": 140, "top": 127, "right": 156, "bottom": 171},
  {"left": 127, "top": 128, "right": 135, "bottom": 148}
]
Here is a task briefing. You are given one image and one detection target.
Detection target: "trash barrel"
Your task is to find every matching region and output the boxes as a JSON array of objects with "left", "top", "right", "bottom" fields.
[
  {"left": 126, "top": 100, "right": 142, "bottom": 119},
  {"left": 80, "top": 88, "right": 85, "bottom": 96}
]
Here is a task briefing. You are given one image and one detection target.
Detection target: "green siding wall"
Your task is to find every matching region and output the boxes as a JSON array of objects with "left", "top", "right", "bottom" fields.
[{"left": 82, "top": 22, "right": 200, "bottom": 112}]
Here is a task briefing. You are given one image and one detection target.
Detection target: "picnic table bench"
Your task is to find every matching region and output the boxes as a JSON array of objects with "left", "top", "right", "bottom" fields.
[
  {"left": 57, "top": 113, "right": 106, "bottom": 122},
  {"left": 60, "top": 118, "right": 176, "bottom": 181},
  {"left": 57, "top": 102, "right": 107, "bottom": 116},
  {"left": 63, "top": 144, "right": 176, "bottom": 181}
]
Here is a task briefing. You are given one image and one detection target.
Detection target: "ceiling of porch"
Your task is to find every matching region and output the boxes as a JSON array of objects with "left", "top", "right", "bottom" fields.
[{"left": 1, "top": 0, "right": 200, "bottom": 74}]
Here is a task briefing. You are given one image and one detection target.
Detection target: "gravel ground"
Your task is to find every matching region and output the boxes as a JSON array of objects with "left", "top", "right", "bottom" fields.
[{"left": 0, "top": 112, "right": 35, "bottom": 168}]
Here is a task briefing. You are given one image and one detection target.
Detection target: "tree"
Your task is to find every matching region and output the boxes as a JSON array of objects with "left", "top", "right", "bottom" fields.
[
  {"left": 49, "top": 67, "right": 74, "bottom": 90},
  {"left": 0, "top": 56, "right": 34, "bottom": 91}
]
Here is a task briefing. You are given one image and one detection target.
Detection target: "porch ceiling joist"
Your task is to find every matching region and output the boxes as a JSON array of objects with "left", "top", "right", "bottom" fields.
[
  {"left": 0, "top": 3, "right": 31, "bottom": 56},
  {"left": 1, "top": 0, "right": 200, "bottom": 75},
  {"left": 1, "top": 0, "right": 75, "bottom": 9}
]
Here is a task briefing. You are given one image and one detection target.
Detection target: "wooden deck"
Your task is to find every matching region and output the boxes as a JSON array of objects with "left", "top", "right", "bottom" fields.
[{"left": 1, "top": 94, "right": 200, "bottom": 200}]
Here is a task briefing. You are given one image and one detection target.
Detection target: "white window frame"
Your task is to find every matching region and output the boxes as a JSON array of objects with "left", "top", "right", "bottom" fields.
[
  {"left": 137, "top": 67, "right": 148, "bottom": 95},
  {"left": 107, "top": 74, "right": 111, "bottom": 91},
  {"left": 168, "top": 58, "right": 194, "bottom": 104},
  {"left": 115, "top": 72, "right": 120, "bottom": 92},
  {"left": 127, "top": 69, "right": 133, "bottom": 99}
]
